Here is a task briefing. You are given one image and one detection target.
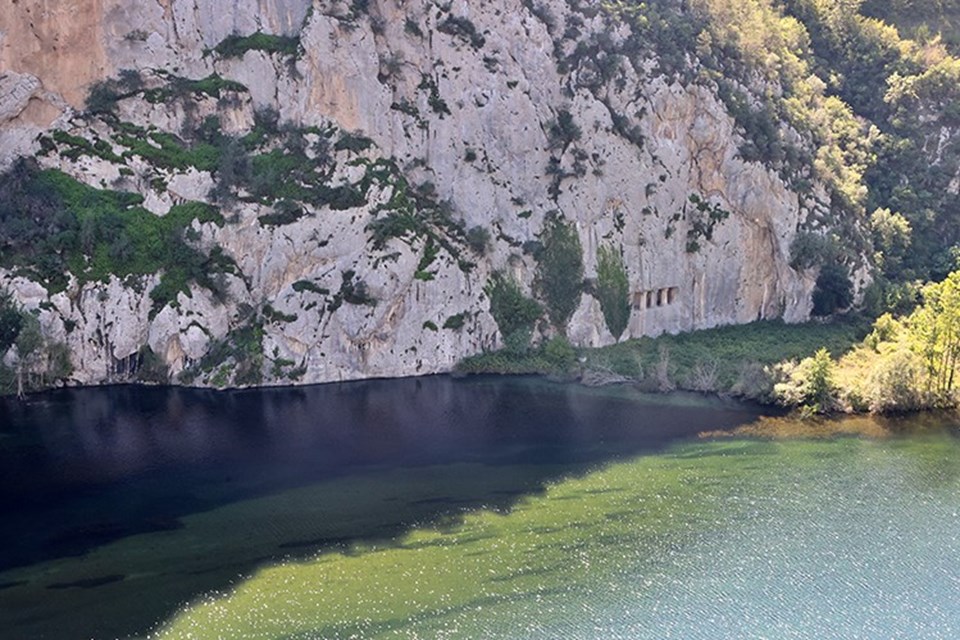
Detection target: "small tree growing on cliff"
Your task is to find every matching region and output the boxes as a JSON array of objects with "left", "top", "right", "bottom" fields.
[
  {"left": 812, "top": 263, "right": 853, "bottom": 316},
  {"left": 535, "top": 212, "right": 584, "bottom": 331},
  {"left": 14, "top": 313, "right": 42, "bottom": 399},
  {"left": 485, "top": 273, "right": 542, "bottom": 353},
  {"left": 595, "top": 245, "right": 630, "bottom": 340},
  {"left": 0, "top": 290, "right": 22, "bottom": 355}
]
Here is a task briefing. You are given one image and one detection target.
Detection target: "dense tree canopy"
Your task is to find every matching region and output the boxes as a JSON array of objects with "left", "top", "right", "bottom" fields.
[{"left": 812, "top": 264, "right": 854, "bottom": 316}]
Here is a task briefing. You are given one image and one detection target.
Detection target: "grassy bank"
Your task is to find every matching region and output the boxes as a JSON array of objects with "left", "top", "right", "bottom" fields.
[{"left": 457, "top": 317, "right": 873, "bottom": 402}]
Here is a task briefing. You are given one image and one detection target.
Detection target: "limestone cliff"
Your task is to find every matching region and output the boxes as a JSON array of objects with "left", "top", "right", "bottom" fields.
[{"left": 0, "top": 0, "right": 828, "bottom": 389}]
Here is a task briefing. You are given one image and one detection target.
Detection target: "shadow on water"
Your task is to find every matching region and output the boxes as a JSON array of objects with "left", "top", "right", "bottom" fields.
[{"left": 0, "top": 375, "right": 766, "bottom": 640}]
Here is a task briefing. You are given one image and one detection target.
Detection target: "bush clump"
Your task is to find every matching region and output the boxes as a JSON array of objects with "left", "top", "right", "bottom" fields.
[
  {"left": 773, "top": 348, "right": 838, "bottom": 414},
  {"left": 437, "top": 15, "right": 486, "bottom": 49},
  {"left": 485, "top": 273, "right": 542, "bottom": 350}
]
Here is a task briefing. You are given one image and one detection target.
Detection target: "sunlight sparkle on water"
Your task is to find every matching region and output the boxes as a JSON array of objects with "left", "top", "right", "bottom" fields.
[{"left": 153, "top": 436, "right": 960, "bottom": 640}]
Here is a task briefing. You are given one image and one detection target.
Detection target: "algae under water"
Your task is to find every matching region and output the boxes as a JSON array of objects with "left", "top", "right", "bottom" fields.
[
  {"left": 151, "top": 434, "right": 960, "bottom": 639},
  {"left": 1, "top": 377, "right": 959, "bottom": 639}
]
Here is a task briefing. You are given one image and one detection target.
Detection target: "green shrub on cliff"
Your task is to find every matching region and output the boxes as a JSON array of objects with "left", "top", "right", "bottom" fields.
[
  {"left": 212, "top": 33, "right": 300, "bottom": 59},
  {"left": 485, "top": 274, "right": 542, "bottom": 350},
  {"left": 0, "top": 160, "right": 232, "bottom": 308}
]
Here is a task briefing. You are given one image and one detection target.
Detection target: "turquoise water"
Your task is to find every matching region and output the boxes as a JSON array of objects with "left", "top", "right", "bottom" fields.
[
  {"left": 152, "top": 436, "right": 960, "bottom": 640},
  {"left": 2, "top": 379, "right": 959, "bottom": 639},
  {"left": 566, "top": 438, "right": 960, "bottom": 639}
]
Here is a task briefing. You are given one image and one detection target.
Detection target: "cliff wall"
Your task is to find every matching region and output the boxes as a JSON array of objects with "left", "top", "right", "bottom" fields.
[{"left": 0, "top": 0, "right": 820, "bottom": 388}]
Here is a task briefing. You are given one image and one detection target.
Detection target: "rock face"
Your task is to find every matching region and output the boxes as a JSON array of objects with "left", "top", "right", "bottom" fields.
[{"left": 0, "top": 0, "right": 821, "bottom": 389}]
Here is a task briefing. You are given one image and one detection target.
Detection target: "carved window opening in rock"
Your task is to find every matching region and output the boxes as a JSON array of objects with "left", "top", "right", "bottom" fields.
[{"left": 635, "top": 288, "right": 680, "bottom": 311}]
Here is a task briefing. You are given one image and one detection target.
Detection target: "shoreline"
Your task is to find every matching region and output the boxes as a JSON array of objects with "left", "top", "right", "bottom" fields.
[
  {"left": 4, "top": 316, "right": 957, "bottom": 419},
  {"left": 4, "top": 366, "right": 952, "bottom": 422}
]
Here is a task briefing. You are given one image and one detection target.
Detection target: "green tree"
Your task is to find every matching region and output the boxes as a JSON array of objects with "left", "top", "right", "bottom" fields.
[
  {"left": 871, "top": 207, "right": 912, "bottom": 278},
  {"left": 908, "top": 270, "right": 960, "bottom": 398},
  {"left": 864, "top": 312, "right": 900, "bottom": 350},
  {"left": 0, "top": 290, "right": 22, "bottom": 354},
  {"left": 871, "top": 208, "right": 911, "bottom": 255},
  {"left": 805, "top": 348, "right": 837, "bottom": 412},
  {"left": 535, "top": 213, "right": 583, "bottom": 330},
  {"left": 595, "top": 245, "right": 631, "bottom": 340},
  {"left": 14, "top": 312, "right": 43, "bottom": 398},
  {"left": 812, "top": 263, "right": 853, "bottom": 316},
  {"left": 485, "top": 274, "right": 542, "bottom": 351}
]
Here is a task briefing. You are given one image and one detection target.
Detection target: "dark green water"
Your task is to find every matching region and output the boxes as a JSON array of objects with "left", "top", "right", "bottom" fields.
[{"left": 1, "top": 377, "right": 959, "bottom": 639}]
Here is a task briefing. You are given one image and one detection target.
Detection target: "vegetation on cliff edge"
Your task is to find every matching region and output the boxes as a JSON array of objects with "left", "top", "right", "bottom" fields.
[{"left": 462, "top": 266, "right": 960, "bottom": 415}]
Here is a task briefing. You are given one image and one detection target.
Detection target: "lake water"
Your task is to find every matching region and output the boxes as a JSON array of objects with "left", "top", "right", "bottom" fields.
[{"left": 0, "top": 376, "right": 958, "bottom": 639}]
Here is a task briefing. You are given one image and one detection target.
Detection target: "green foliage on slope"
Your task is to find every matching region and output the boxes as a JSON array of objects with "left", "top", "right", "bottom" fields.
[
  {"left": 596, "top": 0, "right": 960, "bottom": 287},
  {"left": 0, "top": 160, "right": 231, "bottom": 310},
  {"left": 780, "top": 268, "right": 960, "bottom": 413},
  {"left": 862, "top": 0, "right": 960, "bottom": 50}
]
